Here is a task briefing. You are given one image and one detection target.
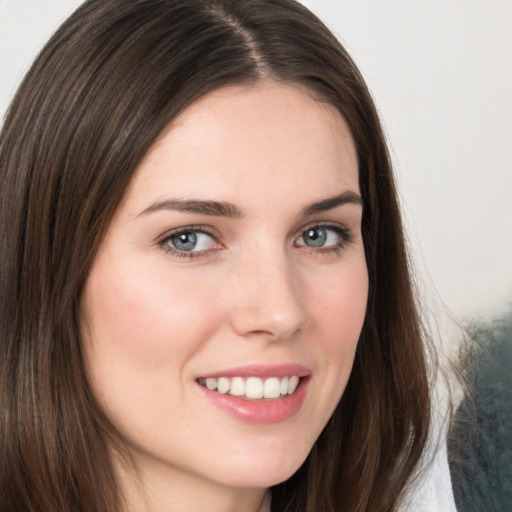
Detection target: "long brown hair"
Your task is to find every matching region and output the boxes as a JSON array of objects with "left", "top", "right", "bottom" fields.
[{"left": 0, "top": 1, "right": 431, "bottom": 511}]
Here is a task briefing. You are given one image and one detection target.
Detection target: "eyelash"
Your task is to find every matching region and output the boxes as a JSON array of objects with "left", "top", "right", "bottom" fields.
[
  {"left": 157, "top": 225, "right": 218, "bottom": 259},
  {"left": 157, "top": 223, "right": 354, "bottom": 260},
  {"left": 297, "top": 223, "right": 354, "bottom": 256}
]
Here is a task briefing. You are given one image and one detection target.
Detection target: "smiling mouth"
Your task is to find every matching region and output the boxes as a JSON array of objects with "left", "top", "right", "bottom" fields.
[{"left": 197, "top": 376, "right": 301, "bottom": 400}]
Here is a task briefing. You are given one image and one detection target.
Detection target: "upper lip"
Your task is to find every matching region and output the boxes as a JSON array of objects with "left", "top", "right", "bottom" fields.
[{"left": 197, "top": 363, "right": 312, "bottom": 380}]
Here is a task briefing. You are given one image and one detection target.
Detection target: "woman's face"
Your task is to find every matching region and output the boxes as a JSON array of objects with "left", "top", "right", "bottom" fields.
[{"left": 81, "top": 82, "right": 368, "bottom": 500}]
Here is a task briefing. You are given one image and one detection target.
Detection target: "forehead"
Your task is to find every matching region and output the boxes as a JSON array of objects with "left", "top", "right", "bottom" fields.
[{"left": 122, "top": 81, "right": 359, "bottom": 215}]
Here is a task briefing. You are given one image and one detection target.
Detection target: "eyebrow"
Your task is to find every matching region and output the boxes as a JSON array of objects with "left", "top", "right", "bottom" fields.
[
  {"left": 139, "top": 198, "right": 244, "bottom": 218},
  {"left": 138, "top": 191, "right": 362, "bottom": 219},
  {"left": 299, "top": 190, "right": 363, "bottom": 217}
]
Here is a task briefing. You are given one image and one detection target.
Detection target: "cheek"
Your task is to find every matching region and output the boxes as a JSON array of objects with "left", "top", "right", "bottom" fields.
[
  {"left": 79, "top": 262, "right": 231, "bottom": 419},
  {"left": 80, "top": 261, "right": 227, "bottom": 426},
  {"left": 295, "top": 260, "right": 368, "bottom": 444},
  {"left": 82, "top": 263, "right": 220, "bottom": 361},
  {"left": 311, "top": 261, "right": 368, "bottom": 355}
]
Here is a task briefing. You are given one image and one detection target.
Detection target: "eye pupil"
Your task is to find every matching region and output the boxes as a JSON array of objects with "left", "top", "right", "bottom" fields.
[
  {"left": 172, "top": 232, "right": 197, "bottom": 251},
  {"left": 304, "top": 228, "right": 327, "bottom": 247}
]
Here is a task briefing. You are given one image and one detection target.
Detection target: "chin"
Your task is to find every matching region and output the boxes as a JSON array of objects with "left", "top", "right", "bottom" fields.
[{"left": 208, "top": 442, "right": 312, "bottom": 489}]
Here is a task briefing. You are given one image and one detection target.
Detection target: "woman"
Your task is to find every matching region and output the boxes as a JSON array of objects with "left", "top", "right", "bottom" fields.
[{"left": 0, "top": 1, "right": 431, "bottom": 511}]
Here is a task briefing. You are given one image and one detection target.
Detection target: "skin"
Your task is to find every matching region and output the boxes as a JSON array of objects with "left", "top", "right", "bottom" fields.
[{"left": 81, "top": 81, "right": 368, "bottom": 512}]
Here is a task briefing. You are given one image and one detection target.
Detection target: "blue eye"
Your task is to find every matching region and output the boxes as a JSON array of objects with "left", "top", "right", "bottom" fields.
[
  {"left": 302, "top": 227, "right": 328, "bottom": 247},
  {"left": 161, "top": 228, "right": 217, "bottom": 255},
  {"left": 171, "top": 231, "right": 198, "bottom": 251},
  {"left": 298, "top": 226, "right": 342, "bottom": 248}
]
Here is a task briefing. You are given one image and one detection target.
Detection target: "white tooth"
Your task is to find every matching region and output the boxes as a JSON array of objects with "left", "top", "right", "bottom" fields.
[
  {"left": 287, "top": 376, "right": 299, "bottom": 394},
  {"left": 280, "top": 376, "right": 289, "bottom": 395},
  {"left": 263, "top": 377, "right": 281, "bottom": 399},
  {"left": 245, "top": 377, "right": 263, "bottom": 399},
  {"left": 229, "top": 377, "right": 245, "bottom": 396},
  {"left": 205, "top": 378, "right": 218, "bottom": 390},
  {"left": 217, "top": 377, "right": 230, "bottom": 394}
]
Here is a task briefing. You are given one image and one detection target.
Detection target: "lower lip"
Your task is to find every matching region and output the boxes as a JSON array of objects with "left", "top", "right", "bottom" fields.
[{"left": 197, "top": 378, "right": 310, "bottom": 424}]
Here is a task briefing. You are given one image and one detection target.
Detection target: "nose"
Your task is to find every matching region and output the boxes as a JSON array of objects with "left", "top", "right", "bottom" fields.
[{"left": 228, "top": 250, "right": 308, "bottom": 341}]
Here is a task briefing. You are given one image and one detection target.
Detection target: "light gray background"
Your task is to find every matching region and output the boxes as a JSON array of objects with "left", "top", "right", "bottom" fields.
[{"left": 302, "top": 0, "right": 512, "bottom": 326}]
